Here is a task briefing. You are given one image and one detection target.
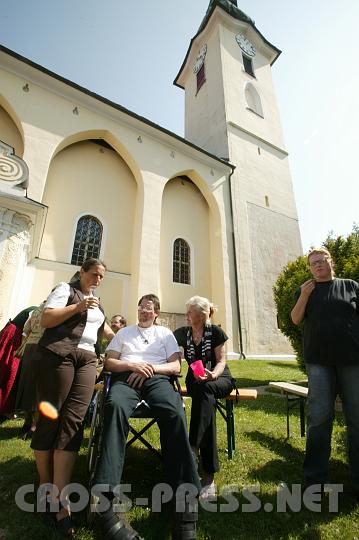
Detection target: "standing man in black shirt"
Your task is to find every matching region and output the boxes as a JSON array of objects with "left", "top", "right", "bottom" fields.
[{"left": 291, "top": 248, "right": 359, "bottom": 500}]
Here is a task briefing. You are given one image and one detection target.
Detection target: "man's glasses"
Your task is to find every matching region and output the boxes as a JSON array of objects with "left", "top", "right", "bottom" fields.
[
  {"left": 137, "top": 306, "right": 154, "bottom": 313},
  {"left": 309, "top": 257, "right": 329, "bottom": 267}
]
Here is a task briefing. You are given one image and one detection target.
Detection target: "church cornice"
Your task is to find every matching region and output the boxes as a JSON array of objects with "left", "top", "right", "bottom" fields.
[
  {"left": 0, "top": 44, "right": 235, "bottom": 174},
  {"left": 228, "top": 121, "right": 289, "bottom": 157}
]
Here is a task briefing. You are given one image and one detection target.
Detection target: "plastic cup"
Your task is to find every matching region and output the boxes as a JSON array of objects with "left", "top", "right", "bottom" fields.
[{"left": 190, "top": 359, "right": 205, "bottom": 378}]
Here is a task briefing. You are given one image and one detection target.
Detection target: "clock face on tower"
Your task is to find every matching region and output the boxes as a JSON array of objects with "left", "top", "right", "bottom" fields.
[
  {"left": 193, "top": 44, "right": 208, "bottom": 74},
  {"left": 235, "top": 34, "right": 256, "bottom": 57}
]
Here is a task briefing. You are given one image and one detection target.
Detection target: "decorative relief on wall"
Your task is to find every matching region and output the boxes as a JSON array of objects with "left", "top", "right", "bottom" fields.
[
  {"left": 0, "top": 206, "right": 32, "bottom": 325},
  {"left": 0, "top": 140, "right": 29, "bottom": 190}
]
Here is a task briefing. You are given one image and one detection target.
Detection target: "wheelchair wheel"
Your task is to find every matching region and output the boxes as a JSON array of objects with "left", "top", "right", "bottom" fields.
[{"left": 87, "top": 385, "right": 104, "bottom": 523}]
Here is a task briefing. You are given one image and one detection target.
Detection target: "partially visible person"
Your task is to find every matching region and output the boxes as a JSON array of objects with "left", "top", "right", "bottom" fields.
[
  {"left": 15, "top": 302, "right": 46, "bottom": 438},
  {"left": 174, "top": 296, "right": 235, "bottom": 500},
  {"left": 0, "top": 305, "right": 37, "bottom": 421},
  {"left": 110, "top": 314, "right": 127, "bottom": 334},
  {"left": 92, "top": 293, "right": 200, "bottom": 540},
  {"left": 291, "top": 248, "right": 359, "bottom": 500},
  {"left": 31, "top": 258, "right": 114, "bottom": 536}
]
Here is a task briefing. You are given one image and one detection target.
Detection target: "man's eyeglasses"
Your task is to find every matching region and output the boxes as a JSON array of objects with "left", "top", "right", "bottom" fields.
[
  {"left": 309, "top": 257, "right": 329, "bottom": 267},
  {"left": 137, "top": 306, "right": 154, "bottom": 313}
]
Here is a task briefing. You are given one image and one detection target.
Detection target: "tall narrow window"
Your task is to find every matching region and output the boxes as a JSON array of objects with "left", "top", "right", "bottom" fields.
[
  {"left": 242, "top": 54, "right": 255, "bottom": 77},
  {"left": 71, "top": 215, "right": 102, "bottom": 266},
  {"left": 196, "top": 63, "right": 206, "bottom": 94},
  {"left": 173, "top": 238, "right": 190, "bottom": 284}
]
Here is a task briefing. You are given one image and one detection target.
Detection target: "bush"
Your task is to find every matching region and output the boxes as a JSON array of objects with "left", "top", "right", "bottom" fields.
[
  {"left": 273, "top": 256, "right": 310, "bottom": 372},
  {"left": 273, "top": 225, "right": 359, "bottom": 372}
]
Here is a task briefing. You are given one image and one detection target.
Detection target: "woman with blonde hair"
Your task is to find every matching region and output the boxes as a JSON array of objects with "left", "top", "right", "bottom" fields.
[{"left": 174, "top": 295, "right": 235, "bottom": 500}]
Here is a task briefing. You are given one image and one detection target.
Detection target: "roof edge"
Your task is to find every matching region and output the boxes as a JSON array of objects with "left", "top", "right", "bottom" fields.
[
  {"left": 0, "top": 44, "right": 235, "bottom": 171},
  {"left": 174, "top": 1, "right": 281, "bottom": 88}
]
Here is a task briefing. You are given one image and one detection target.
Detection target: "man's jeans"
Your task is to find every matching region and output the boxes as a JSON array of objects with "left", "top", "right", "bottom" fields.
[{"left": 304, "top": 363, "right": 359, "bottom": 490}]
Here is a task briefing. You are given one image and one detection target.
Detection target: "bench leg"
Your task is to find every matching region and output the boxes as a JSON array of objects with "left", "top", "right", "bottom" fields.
[
  {"left": 285, "top": 395, "right": 307, "bottom": 438},
  {"left": 299, "top": 397, "right": 306, "bottom": 438},
  {"left": 226, "top": 400, "right": 235, "bottom": 460},
  {"left": 286, "top": 394, "right": 290, "bottom": 439}
]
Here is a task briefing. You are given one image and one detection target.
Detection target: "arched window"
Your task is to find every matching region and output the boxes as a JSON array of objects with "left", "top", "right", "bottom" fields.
[
  {"left": 245, "top": 82, "right": 264, "bottom": 117},
  {"left": 71, "top": 215, "right": 102, "bottom": 266},
  {"left": 173, "top": 238, "right": 191, "bottom": 284}
]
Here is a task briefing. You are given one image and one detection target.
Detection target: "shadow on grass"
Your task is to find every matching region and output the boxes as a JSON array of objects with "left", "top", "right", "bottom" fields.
[{"left": 0, "top": 421, "right": 24, "bottom": 440}]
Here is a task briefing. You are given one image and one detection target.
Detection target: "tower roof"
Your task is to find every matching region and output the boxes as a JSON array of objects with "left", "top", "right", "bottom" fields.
[
  {"left": 174, "top": 0, "right": 281, "bottom": 88},
  {"left": 197, "top": 0, "right": 254, "bottom": 35}
]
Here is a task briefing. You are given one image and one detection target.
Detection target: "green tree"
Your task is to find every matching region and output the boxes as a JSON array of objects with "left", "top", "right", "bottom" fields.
[
  {"left": 273, "top": 256, "right": 310, "bottom": 372},
  {"left": 273, "top": 225, "right": 359, "bottom": 372}
]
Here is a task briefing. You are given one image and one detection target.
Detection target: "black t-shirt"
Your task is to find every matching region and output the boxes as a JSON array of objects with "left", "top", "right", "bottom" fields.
[
  {"left": 173, "top": 324, "right": 231, "bottom": 376},
  {"left": 294, "top": 278, "right": 359, "bottom": 365}
]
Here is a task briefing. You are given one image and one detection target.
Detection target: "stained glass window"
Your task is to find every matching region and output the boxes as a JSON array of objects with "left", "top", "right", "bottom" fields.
[
  {"left": 71, "top": 215, "right": 102, "bottom": 266},
  {"left": 173, "top": 238, "right": 190, "bottom": 284}
]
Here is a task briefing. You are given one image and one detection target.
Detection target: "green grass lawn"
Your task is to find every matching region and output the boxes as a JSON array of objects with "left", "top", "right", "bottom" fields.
[{"left": 0, "top": 360, "right": 358, "bottom": 539}]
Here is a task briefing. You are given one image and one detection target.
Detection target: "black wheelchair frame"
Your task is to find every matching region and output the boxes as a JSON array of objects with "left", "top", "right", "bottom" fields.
[{"left": 87, "top": 372, "right": 183, "bottom": 486}]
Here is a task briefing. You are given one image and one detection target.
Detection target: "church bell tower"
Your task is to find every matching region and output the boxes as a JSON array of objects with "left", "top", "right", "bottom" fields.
[{"left": 174, "top": 0, "right": 302, "bottom": 355}]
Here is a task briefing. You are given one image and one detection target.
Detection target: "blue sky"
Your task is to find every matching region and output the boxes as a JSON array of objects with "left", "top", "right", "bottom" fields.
[{"left": 1, "top": 0, "right": 358, "bottom": 251}]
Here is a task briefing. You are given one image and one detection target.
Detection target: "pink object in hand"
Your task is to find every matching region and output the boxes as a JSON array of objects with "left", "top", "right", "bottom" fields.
[{"left": 190, "top": 359, "right": 205, "bottom": 378}]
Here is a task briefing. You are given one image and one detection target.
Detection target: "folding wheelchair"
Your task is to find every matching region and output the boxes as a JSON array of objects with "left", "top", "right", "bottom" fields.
[{"left": 87, "top": 371, "right": 183, "bottom": 487}]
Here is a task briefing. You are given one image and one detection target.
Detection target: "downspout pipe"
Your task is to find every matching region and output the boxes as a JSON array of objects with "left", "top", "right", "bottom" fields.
[{"left": 227, "top": 165, "right": 246, "bottom": 359}]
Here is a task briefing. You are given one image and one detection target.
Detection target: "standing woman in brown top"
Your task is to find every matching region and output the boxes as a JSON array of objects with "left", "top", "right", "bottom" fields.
[{"left": 31, "top": 258, "right": 114, "bottom": 536}]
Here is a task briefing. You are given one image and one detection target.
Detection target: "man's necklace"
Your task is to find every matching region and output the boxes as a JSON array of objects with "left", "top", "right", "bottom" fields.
[{"left": 137, "top": 325, "right": 153, "bottom": 344}]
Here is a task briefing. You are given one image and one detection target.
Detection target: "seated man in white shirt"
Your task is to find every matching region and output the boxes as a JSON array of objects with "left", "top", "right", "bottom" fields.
[{"left": 92, "top": 294, "right": 200, "bottom": 540}]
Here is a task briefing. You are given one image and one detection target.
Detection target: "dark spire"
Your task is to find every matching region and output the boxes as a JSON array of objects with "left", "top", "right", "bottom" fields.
[{"left": 198, "top": 1, "right": 254, "bottom": 36}]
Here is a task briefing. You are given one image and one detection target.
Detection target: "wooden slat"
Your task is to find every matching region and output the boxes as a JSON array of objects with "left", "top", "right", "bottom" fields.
[
  {"left": 180, "top": 386, "right": 257, "bottom": 401},
  {"left": 269, "top": 381, "right": 308, "bottom": 398}
]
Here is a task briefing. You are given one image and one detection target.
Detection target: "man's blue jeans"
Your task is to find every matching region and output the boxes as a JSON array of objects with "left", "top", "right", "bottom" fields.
[{"left": 304, "top": 363, "right": 359, "bottom": 490}]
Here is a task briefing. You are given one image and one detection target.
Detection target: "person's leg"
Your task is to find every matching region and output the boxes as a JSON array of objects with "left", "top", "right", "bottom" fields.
[
  {"left": 92, "top": 377, "right": 140, "bottom": 491},
  {"left": 48, "top": 351, "right": 97, "bottom": 532},
  {"left": 337, "top": 364, "right": 359, "bottom": 493},
  {"left": 92, "top": 377, "right": 143, "bottom": 540},
  {"left": 304, "top": 363, "right": 337, "bottom": 485},
  {"left": 143, "top": 376, "right": 200, "bottom": 493},
  {"left": 34, "top": 449, "right": 54, "bottom": 486},
  {"left": 144, "top": 376, "right": 199, "bottom": 540},
  {"left": 52, "top": 449, "right": 77, "bottom": 533},
  {"left": 187, "top": 376, "right": 233, "bottom": 477},
  {"left": 32, "top": 348, "right": 74, "bottom": 514}
]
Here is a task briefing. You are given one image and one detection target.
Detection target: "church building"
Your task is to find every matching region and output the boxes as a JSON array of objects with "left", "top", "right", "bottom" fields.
[{"left": 0, "top": 0, "right": 302, "bottom": 356}]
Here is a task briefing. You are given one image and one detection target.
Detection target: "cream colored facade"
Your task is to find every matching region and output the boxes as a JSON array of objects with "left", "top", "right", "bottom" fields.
[
  {"left": 0, "top": 1, "right": 302, "bottom": 355},
  {"left": 175, "top": 1, "right": 302, "bottom": 353}
]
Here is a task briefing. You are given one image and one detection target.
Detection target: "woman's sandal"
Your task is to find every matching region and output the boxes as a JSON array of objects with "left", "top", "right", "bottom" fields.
[
  {"left": 54, "top": 501, "right": 75, "bottom": 537},
  {"left": 97, "top": 508, "right": 144, "bottom": 539}
]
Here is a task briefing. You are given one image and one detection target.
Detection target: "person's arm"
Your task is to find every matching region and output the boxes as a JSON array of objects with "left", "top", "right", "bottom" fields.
[
  {"left": 127, "top": 353, "right": 181, "bottom": 389},
  {"left": 102, "top": 322, "right": 115, "bottom": 341},
  {"left": 290, "top": 279, "right": 315, "bottom": 325},
  {"left": 41, "top": 283, "right": 99, "bottom": 328},
  {"left": 152, "top": 353, "right": 181, "bottom": 376},
  {"left": 104, "top": 350, "right": 154, "bottom": 378},
  {"left": 198, "top": 343, "right": 226, "bottom": 381},
  {"left": 22, "top": 312, "right": 33, "bottom": 337}
]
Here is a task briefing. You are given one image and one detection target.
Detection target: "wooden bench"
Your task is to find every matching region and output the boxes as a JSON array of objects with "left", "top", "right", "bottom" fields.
[
  {"left": 181, "top": 386, "right": 257, "bottom": 460},
  {"left": 269, "top": 381, "right": 308, "bottom": 438}
]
